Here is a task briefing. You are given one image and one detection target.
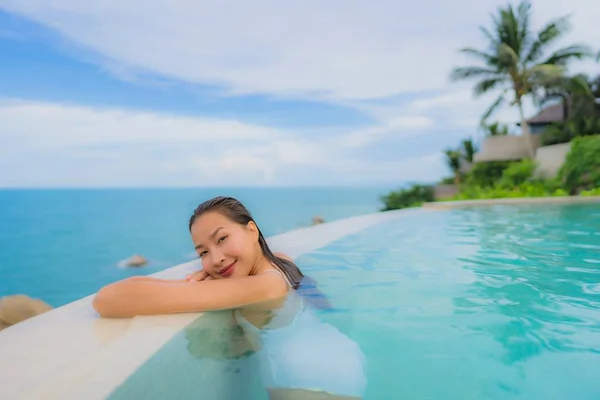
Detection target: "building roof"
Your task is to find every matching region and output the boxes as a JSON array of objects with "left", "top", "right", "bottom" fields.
[{"left": 525, "top": 103, "right": 564, "bottom": 125}]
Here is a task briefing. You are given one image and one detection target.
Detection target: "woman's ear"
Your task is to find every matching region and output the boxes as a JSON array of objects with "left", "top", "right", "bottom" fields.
[{"left": 246, "top": 221, "right": 260, "bottom": 241}]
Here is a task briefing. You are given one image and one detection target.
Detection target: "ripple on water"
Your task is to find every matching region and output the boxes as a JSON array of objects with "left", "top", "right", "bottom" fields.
[{"left": 300, "top": 203, "right": 600, "bottom": 400}]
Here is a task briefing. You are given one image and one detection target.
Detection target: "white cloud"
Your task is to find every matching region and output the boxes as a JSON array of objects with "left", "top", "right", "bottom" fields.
[
  {"left": 410, "top": 91, "right": 473, "bottom": 111},
  {"left": 0, "top": 99, "right": 444, "bottom": 187},
  {"left": 1, "top": 1, "right": 597, "bottom": 187},
  {"left": 1, "top": 0, "right": 597, "bottom": 101}
]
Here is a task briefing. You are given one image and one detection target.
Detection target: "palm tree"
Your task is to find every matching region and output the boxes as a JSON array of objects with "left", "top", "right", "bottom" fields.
[
  {"left": 540, "top": 73, "right": 596, "bottom": 120},
  {"left": 451, "top": 0, "right": 591, "bottom": 157},
  {"left": 461, "top": 138, "right": 477, "bottom": 163},
  {"left": 539, "top": 73, "right": 600, "bottom": 144},
  {"left": 445, "top": 149, "right": 463, "bottom": 185}
]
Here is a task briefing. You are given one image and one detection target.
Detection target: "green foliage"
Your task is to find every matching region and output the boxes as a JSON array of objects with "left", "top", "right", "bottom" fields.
[
  {"left": 452, "top": 160, "right": 567, "bottom": 200},
  {"left": 461, "top": 138, "right": 477, "bottom": 162},
  {"left": 559, "top": 136, "right": 600, "bottom": 193},
  {"left": 465, "top": 161, "right": 513, "bottom": 188},
  {"left": 541, "top": 123, "right": 574, "bottom": 145},
  {"left": 484, "top": 122, "right": 510, "bottom": 136},
  {"left": 450, "top": 181, "right": 567, "bottom": 200},
  {"left": 580, "top": 187, "right": 600, "bottom": 196},
  {"left": 497, "top": 159, "right": 537, "bottom": 188},
  {"left": 380, "top": 184, "right": 435, "bottom": 211},
  {"left": 444, "top": 150, "right": 462, "bottom": 172},
  {"left": 541, "top": 117, "right": 600, "bottom": 146},
  {"left": 439, "top": 176, "right": 455, "bottom": 185}
]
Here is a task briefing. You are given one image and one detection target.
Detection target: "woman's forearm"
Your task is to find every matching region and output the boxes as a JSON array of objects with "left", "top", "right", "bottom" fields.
[
  {"left": 92, "top": 273, "right": 287, "bottom": 318},
  {"left": 127, "top": 276, "right": 189, "bottom": 283}
]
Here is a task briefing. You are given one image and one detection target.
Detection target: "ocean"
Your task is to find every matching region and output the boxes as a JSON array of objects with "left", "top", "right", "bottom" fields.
[{"left": 0, "top": 186, "right": 395, "bottom": 307}]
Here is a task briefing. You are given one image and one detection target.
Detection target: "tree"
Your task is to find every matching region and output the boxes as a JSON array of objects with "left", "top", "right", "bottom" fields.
[
  {"left": 451, "top": 0, "right": 591, "bottom": 157},
  {"left": 539, "top": 73, "right": 600, "bottom": 145},
  {"left": 461, "top": 138, "right": 477, "bottom": 162},
  {"left": 483, "top": 122, "right": 510, "bottom": 136},
  {"left": 445, "top": 149, "right": 463, "bottom": 185},
  {"left": 540, "top": 73, "right": 597, "bottom": 120}
]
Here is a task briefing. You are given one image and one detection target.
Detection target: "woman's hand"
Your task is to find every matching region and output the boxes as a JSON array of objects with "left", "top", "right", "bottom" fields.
[{"left": 186, "top": 270, "right": 213, "bottom": 282}]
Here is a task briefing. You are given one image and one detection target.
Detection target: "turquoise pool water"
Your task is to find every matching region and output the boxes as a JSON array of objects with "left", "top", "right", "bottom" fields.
[{"left": 109, "top": 203, "right": 600, "bottom": 399}]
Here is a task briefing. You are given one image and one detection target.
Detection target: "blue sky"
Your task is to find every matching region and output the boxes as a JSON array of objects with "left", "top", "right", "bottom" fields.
[{"left": 0, "top": 1, "right": 598, "bottom": 187}]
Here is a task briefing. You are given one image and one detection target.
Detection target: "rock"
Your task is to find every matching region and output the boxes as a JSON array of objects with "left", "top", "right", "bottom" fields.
[
  {"left": 312, "top": 215, "right": 325, "bottom": 225},
  {"left": 0, "top": 294, "right": 53, "bottom": 331},
  {"left": 124, "top": 254, "right": 148, "bottom": 267}
]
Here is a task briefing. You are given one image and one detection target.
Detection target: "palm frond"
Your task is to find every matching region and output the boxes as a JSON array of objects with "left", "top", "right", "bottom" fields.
[
  {"left": 497, "top": 43, "right": 520, "bottom": 68},
  {"left": 450, "top": 66, "right": 498, "bottom": 81},
  {"left": 473, "top": 77, "right": 508, "bottom": 96},
  {"left": 516, "top": 0, "right": 533, "bottom": 55},
  {"left": 496, "top": 1, "right": 531, "bottom": 59},
  {"left": 479, "top": 26, "right": 499, "bottom": 48},
  {"left": 459, "top": 47, "right": 500, "bottom": 66},
  {"left": 527, "top": 63, "right": 565, "bottom": 85},
  {"left": 569, "top": 74, "right": 594, "bottom": 97},
  {"left": 541, "top": 45, "right": 593, "bottom": 66},
  {"left": 444, "top": 150, "right": 462, "bottom": 172},
  {"left": 525, "top": 15, "right": 571, "bottom": 63},
  {"left": 481, "top": 91, "right": 508, "bottom": 123}
]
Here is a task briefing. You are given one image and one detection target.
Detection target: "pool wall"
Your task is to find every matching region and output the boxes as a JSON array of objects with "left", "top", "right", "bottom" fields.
[{"left": 0, "top": 208, "right": 419, "bottom": 399}]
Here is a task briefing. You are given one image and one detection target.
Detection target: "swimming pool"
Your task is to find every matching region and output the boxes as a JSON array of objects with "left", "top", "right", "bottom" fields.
[{"left": 106, "top": 202, "right": 600, "bottom": 399}]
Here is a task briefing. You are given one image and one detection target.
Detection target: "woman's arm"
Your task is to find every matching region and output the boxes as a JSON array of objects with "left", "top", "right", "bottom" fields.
[
  {"left": 127, "top": 276, "right": 190, "bottom": 283},
  {"left": 92, "top": 273, "right": 288, "bottom": 318}
]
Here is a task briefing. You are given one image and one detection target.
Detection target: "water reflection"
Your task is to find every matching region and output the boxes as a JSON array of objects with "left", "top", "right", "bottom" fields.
[
  {"left": 109, "top": 288, "right": 366, "bottom": 400},
  {"left": 449, "top": 204, "right": 600, "bottom": 397},
  {"left": 230, "top": 290, "right": 367, "bottom": 399}
]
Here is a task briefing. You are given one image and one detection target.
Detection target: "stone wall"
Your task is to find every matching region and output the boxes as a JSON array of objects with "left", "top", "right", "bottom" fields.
[
  {"left": 534, "top": 142, "right": 572, "bottom": 178},
  {"left": 473, "top": 135, "right": 531, "bottom": 162},
  {"left": 434, "top": 184, "right": 459, "bottom": 200}
]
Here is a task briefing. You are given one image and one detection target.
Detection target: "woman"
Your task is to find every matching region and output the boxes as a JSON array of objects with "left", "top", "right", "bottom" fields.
[{"left": 93, "top": 196, "right": 366, "bottom": 399}]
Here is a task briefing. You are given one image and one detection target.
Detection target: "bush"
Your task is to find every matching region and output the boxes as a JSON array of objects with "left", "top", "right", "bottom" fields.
[
  {"left": 580, "top": 187, "right": 600, "bottom": 196},
  {"left": 559, "top": 136, "right": 600, "bottom": 194},
  {"left": 497, "top": 159, "right": 537, "bottom": 189},
  {"left": 380, "top": 184, "right": 434, "bottom": 211},
  {"left": 450, "top": 181, "right": 567, "bottom": 200},
  {"left": 541, "top": 123, "right": 574, "bottom": 146},
  {"left": 439, "top": 176, "right": 455, "bottom": 185},
  {"left": 465, "top": 161, "right": 513, "bottom": 188}
]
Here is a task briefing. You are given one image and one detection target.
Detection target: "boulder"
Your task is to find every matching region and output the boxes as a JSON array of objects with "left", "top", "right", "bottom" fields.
[
  {"left": 124, "top": 254, "right": 148, "bottom": 267},
  {"left": 0, "top": 294, "right": 53, "bottom": 331},
  {"left": 312, "top": 215, "right": 325, "bottom": 225}
]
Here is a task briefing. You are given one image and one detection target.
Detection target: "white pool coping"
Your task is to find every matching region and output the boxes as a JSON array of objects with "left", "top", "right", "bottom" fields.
[{"left": 0, "top": 208, "right": 421, "bottom": 399}]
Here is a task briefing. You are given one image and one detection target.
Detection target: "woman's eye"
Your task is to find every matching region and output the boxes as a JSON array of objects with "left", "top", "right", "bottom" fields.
[
  {"left": 218, "top": 236, "right": 227, "bottom": 243},
  {"left": 198, "top": 251, "right": 207, "bottom": 258}
]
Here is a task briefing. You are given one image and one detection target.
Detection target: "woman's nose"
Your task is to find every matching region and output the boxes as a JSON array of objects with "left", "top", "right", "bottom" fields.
[{"left": 211, "top": 248, "right": 225, "bottom": 265}]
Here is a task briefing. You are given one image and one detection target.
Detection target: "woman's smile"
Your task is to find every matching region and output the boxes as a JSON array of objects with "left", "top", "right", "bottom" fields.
[{"left": 218, "top": 260, "right": 237, "bottom": 277}]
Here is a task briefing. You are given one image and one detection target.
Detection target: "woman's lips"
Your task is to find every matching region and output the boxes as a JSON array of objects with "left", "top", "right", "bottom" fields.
[{"left": 219, "top": 261, "right": 236, "bottom": 277}]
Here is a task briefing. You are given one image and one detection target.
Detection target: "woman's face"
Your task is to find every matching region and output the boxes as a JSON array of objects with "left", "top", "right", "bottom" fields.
[{"left": 190, "top": 211, "right": 260, "bottom": 279}]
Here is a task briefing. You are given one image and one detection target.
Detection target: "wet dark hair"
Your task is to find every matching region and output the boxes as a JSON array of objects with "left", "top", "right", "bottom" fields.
[{"left": 188, "top": 196, "right": 304, "bottom": 290}]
